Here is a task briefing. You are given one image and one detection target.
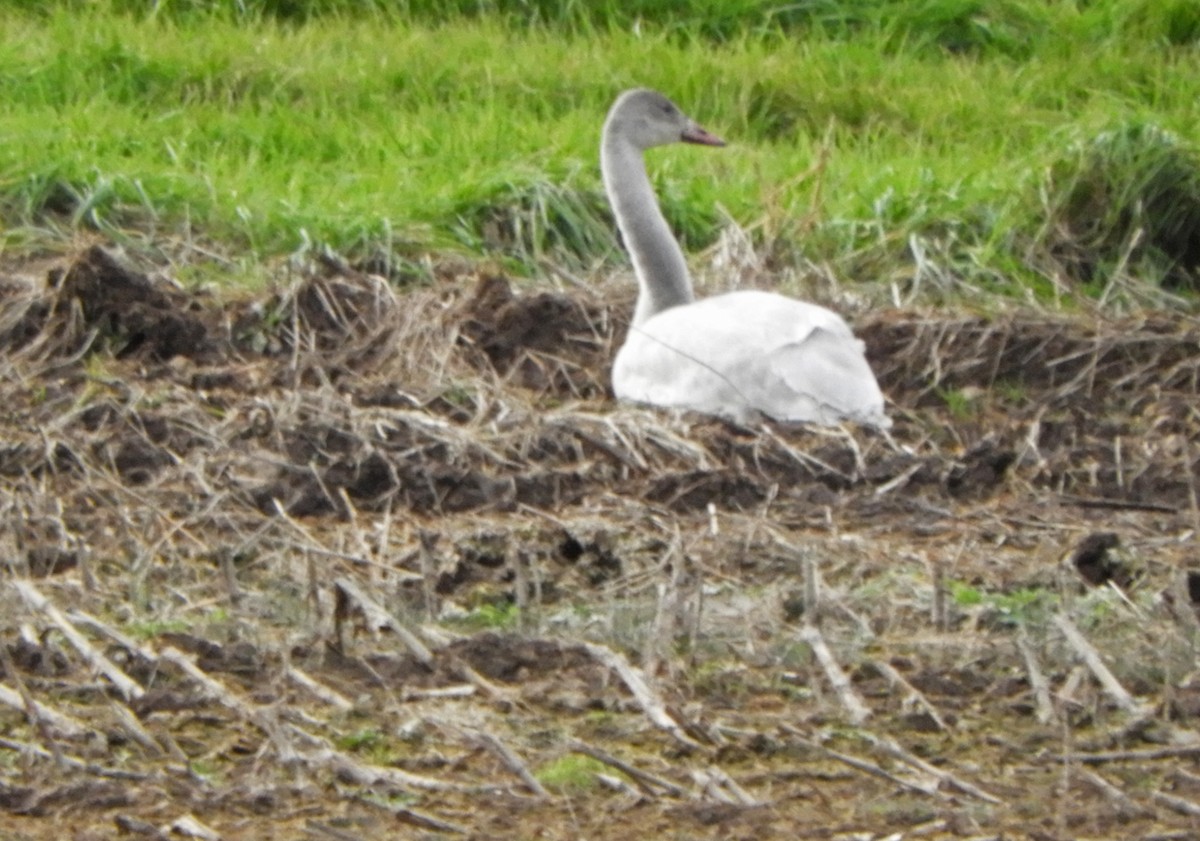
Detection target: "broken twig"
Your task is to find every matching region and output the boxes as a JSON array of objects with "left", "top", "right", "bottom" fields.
[
  {"left": 798, "top": 624, "right": 871, "bottom": 724},
  {"left": 584, "top": 642, "right": 702, "bottom": 750}
]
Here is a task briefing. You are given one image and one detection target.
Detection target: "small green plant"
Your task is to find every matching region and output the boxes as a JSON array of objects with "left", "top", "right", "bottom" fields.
[
  {"left": 187, "top": 759, "right": 223, "bottom": 784},
  {"left": 948, "top": 581, "right": 1055, "bottom": 626},
  {"left": 937, "top": 386, "right": 978, "bottom": 420},
  {"left": 535, "top": 754, "right": 608, "bottom": 793},
  {"left": 359, "top": 791, "right": 420, "bottom": 810},
  {"left": 989, "top": 587, "right": 1054, "bottom": 625},
  {"left": 994, "top": 380, "right": 1028, "bottom": 405},
  {"left": 205, "top": 606, "right": 230, "bottom": 624},
  {"left": 455, "top": 601, "right": 520, "bottom": 630},
  {"left": 437, "top": 382, "right": 478, "bottom": 411},
  {"left": 948, "top": 581, "right": 984, "bottom": 606},
  {"left": 129, "top": 619, "right": 190, "bottom": 639},
  {"left": 336, "top": 728, "right": 386, "bottom": 752}
]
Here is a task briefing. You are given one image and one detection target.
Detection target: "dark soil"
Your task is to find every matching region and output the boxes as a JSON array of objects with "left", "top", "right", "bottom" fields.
[{"left": 1, "top": 244, "right": 1199, "bottom": 840}]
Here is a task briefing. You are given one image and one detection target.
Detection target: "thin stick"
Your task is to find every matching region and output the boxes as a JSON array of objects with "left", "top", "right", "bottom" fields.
[
  {"left": 798, "top": 625, "right": 871, "bottom": 724},
  {"left": 304, "top": 821, "right": 361, "bottom": 841},
  {"left": 781, "top": 725, "right": 938, "bottom": 796},
  {"left": 355, "top": 788, "right": 471, "bottom": 833},
  {"left": 860, "top": 732, "right": 1004, "bottom": 805},
  {"left": 450, "top": 658, "right": 517, "bottom": 706},
  {"left": 692, "top": 765, "right": 758, "bottom": 806},
  {"left": 167, "top": 815, "right": 221, "bottom": 841},
  {"left": 871, "top": 659, "right": 949, "bottom": 731},
  {"left": 334, "top": 577, "right": 434, "bottom": 666},
  {"left": 390, "top": 808, "right": 468, "bottom": 835},
  {"left": 930, "top": 558, "right": 947, "bottom": 631},
  {"left": 568, "top": 739, "right": 687, "bottom": 798},
  {"left": 803, "top": 554, "right": 821, "bottom": 623},
  {"left": 1153, "top": 790, "right": 1200, "bottom": 818},
  {"left": 286, "top": 666, "right": 354, "bottom": 711},
  {"left": 468, "top": 728, "right": 549, "bottom": 799},
  {"left": 596, "top": 772, "right": 641, "bottom": 797},
  {"left": 1053, "top": 614, "right": 1147, "bottom": 716},
  {"left": 418, "top": 530, "right": 440, "bottom": 622},
  {"left": 0, "top": 639, "right": 67, "bottom": 771},
  {"left": 402, "top": 684, "right": 475, "bottom": 702},
  {"left": 67, "top": 609, "right": 160, "bottom": 664},
  {"left": 12, "top": 580, "right": 145, "bottom": 701},
  {"left": 0, "top": 736, "right": 152, "bottom": 781},
  {"left": 303, "top": 745, "right": 472, "bottom": 792},
  {"left": 1058, "top": 494, "right": 1176, "bottom": 514},
  {"left": 0, "top": 682, "right": 89, "bottom": 739},
  {"left": 1079, "top": 769, "right": 1154, "bottom": 818},
  {"left": 1055, "top": 745, "right": 1200, "bottom": 764},
  {"left": 160, "top": 645, "right": 300, "bottom": 761},
  {"left": 1015, "top": 632, "right": 1056, "bottom": 724},
  {"left": 108, "top": 700, "right": 165, "bottom": 756},
  {"left": 583, "top": 642, "right": 702, "bottom": 750}
]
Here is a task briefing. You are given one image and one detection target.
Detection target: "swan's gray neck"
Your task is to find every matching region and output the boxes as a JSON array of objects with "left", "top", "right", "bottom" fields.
[{"left": 601, "top": 134, "right": 694, "bottom": 325}]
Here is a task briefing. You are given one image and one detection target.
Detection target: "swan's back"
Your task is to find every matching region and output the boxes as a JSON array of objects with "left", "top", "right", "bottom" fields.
[{"left": 613, "top": 289, "right": 890, "bottom": 427}]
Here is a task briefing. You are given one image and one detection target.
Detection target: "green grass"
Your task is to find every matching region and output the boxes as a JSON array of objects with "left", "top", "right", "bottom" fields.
[{"left": 1, "top": 0, "right": 1199, "bottom": 300}]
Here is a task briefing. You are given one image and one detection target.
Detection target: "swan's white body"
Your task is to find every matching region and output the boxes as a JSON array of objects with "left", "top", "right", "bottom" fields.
[
  {"left": 614, "top": 290, "right": 888, "bottom": 426},
  {"left": 602, "top": 89, "right": 889, "bottom": 428}
]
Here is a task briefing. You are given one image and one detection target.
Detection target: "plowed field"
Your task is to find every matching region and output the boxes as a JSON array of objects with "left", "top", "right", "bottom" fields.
[{"left": 2, "top": 244, "right": 1199, "bottom": 840}]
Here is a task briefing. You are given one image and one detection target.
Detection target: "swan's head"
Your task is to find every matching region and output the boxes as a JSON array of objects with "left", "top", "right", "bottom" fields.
[{"left": 604, "top": 88, "right": 726, "bottom": 151}]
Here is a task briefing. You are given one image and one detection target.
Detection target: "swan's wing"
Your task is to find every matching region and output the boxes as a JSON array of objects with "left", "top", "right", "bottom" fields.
[{"left": 763, "top": 327, "right": 891, "bottom": 427}]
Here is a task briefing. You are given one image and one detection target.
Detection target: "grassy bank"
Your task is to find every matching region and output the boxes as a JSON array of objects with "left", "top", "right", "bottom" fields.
[{"left": 1, "top": 0, "right": 1199, "bottom": 301}]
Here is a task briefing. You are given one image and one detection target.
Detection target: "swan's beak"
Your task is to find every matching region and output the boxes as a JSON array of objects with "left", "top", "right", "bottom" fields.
[{"left": 681, "top": 122, "right": 726, "bottom": 147}]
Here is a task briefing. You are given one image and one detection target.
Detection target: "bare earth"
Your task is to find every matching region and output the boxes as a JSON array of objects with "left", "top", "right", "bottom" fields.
[{"left": 1, "top": 243, "right": 1199, "bottom": 840}]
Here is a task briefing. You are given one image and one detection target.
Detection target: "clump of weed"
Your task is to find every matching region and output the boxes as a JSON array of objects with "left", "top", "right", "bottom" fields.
[
  {"left": 936, "top": 386, "right": 979, "bottom": 420},
  {"left": 129, "top": 619, "right": 191, "bottom": 639},
  {"left": 882, "top": 0, "right": 1047, "bottom": 58},
  {"left": 949, "top": 581, "right": 1056, "bottom": 628},
  {"left": 336, "top": 728, "right": 385, "bottom": 752},
  {"left": 1036, "top": 122, "right": 1200, "bottom": 292},
  {"left": 455, "top": 178, "right": 615, "bottom": 271},
  {"left": 1083, "top": 0, "right": 1200, "bottom": 46}
]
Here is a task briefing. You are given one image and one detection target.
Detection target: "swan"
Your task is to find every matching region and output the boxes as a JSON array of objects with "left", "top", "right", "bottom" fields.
[{"left": 602, "top": 88, "right": 890, "bottom": 428}]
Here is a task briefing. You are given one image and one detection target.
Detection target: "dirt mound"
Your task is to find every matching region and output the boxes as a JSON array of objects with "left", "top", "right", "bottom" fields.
[
  {"left": 2, "top": 244, "right": 1200, "bottom": 839},
  {"left": 458, "top": 271, "right": 614, "bottom": 397},
  {"left": 1, "top": 245, "right": 216, "bottom": 360}
]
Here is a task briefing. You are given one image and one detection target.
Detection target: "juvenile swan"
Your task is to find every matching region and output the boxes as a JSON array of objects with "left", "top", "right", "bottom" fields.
[{"left": 603, "top": 88, "right": 889, "bottom": 427}]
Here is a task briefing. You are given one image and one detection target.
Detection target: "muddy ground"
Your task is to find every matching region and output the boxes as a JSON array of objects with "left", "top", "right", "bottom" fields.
[{"left": 1, "top": 242, "right": 1199, "bottom": 840}]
